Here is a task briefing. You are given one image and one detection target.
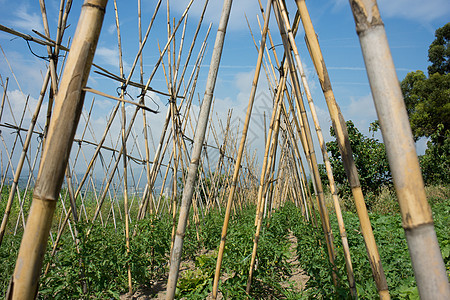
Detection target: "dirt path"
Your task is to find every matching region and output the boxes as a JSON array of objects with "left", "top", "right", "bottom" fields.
[{"left": 282, "top": 231, "right": 309, "bottom": 292}]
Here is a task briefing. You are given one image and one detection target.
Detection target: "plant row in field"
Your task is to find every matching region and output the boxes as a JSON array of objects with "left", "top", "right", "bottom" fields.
[
  {"left": 1, "top": 186, "right": 448, "bottom": 299},
  {"left": 1, "top": 203, "right": 299, "bottom": 299},
  {"left": 288, "top": 192, "right": 449, "bottom": 299}
]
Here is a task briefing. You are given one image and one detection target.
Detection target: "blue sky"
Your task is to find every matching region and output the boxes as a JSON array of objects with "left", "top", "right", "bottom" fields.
[{"left": 0, "top": 0, "right": 449, "bottom": 178}]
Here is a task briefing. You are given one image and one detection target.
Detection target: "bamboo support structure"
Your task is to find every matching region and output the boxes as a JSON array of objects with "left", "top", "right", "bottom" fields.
[
  {"left": 6, "top": 1, "right": 108, "bottom": 298},
  {"left": 295, "top": 0, "right": 389, "bottom": 297},
  {"left": 247, "top": 47, "right": 284, "bottom": 293},
  {"left": 165, "top": 1, "right": 232, "bottom": 298},
  {"left": 112, "top": 0, "right": 132, "bottom": 294},
  {"left": 348, "top": 1, "right": 450, "bottom": 298},
  {"left": 0, "top": 76, "right": 8, "bottom": 123},
  {"left": 273, "top": 1, "right": 338, "bottom": 284},
  {"left": 0, "top": 69, "right": 50, "bottom": 245},
  {"left": 272, "top": 0, "right": 357, "bottom": 293},
  {"left": 212, "top": 0, "right": 270, "bottom": 297},
  {"left": 0, "top": 1, "right": 445, "bottom": 298}
]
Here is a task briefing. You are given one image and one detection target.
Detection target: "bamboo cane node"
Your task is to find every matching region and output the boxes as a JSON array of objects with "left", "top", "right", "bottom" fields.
[
  {"left": 176, "top": 231, "right": 186, "bottom": 238},
  {"left": 349, "top": 0, "right": 383, "bottom": 35},
  {"left": 402, "top": 220, "right": 434, "bottom": 231},
  {"left": 34, "top": 195, "right": 58, "bottom": 207},
  {"left": 82, "top": 3, "right": 106, "bottom": 13}
]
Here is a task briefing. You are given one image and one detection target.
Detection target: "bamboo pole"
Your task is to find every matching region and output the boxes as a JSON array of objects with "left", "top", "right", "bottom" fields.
[
  {"left": 14, "top": 134, "right": 43, "bottom": 233},
  {"left": 274, "top": 1, "right": 338, "bottom": 284},
  {"left": 212, "top": 1, "right": 270, "bottom": 297},
  {"left": 38, "top": 0, "right": 59, "bottom": 95},
  {"left": 137, "top": 0, "right": 153, "bottom": 216},
  {"left": 0, "top": 77, "right": 8, "bottom": 123},
  {"left": 281, "top": 99, "right": 317, "bottom": 227},
  {"left": 295, "top": 0, "right": 389, "bottom": 297},
  {"left": 247, "top": 51, "right": 283, "bottom": 293},
  {"left": 6, "top": 1, "right": 107, "bottom": 298},
  {"left": 136, "top": 22, "right": 209, "bottom": 218},
  {"left": 112, "top": 0, "right": 132, "bottom": 294},
  {"left": 348, "top": 1, "right": 450, "bottom": 298},
  {"left": 165, "top": 1, "right": 232, "bottom": 298},
  {"left": 52, "top": 0, "right": 163, "bottom": 231},
  {"left": 273, "top": 0, "right": 357, "bottom": 293},
  {"left": 0, "top": 69, "right": 50, "bottom": 245}
]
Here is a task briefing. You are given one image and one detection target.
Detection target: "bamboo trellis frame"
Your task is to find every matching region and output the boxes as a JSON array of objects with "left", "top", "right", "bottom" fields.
[{"left": 0, "top": 0, "right": 447, "bottom": 299}]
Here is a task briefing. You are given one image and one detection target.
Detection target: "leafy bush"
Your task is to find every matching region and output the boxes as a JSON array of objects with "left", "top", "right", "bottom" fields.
[{"left": 320, "top": 120, "right": 392, "bottom": 211}]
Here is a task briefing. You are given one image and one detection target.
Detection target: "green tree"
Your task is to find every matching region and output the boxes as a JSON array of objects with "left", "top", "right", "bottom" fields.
[
  {"left": 420, "top": 125, "right": 450, "bottom": 184},
  {"left": 401, "top": 23, "right": 450, "bottom": 184},
  {"left": 401, "top": 70, "right": 450, "bottom": 143},
  {"left": 427, "top": 23, "right": 450, "bottom": 75},
  {"left": 401, "top": 23, "right": 450, "bottom": 143},
  {"left": 320, "top": 120, "right": 391, "bottom": 206}
]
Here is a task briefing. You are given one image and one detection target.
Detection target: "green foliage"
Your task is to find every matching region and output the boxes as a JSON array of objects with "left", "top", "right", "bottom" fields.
[
  {"left": 39, "top": 214, "right": 172, "bottom": 299},
  {"left": 175, "top": 205, "right": 295, "bottom": 299},
  {"left": 419, "top": 125, "right": 450, "bottom": 184},
  {"left": 176, "top": 251, "right": 216, "bottom": 299},
  {"left": 320, "top": 120, "right": 391, "bottom": 209},
  {"left": 289, "top": 194, "right": 450, "bottom": 299},
  {"left": 1, "top": 187, "right": 448, "bottom": 299},
  {"left": 401, "top": 70, "right": 450, "bottom": 142},
  {"left": 0, "top": 233, "right": 21, "bottom": 295},
  {"left": 401, "top": 23, "right": 450, "bottom": 185},
  {"left": 427, "top": 22, "right": 450, "bottom": 76}
]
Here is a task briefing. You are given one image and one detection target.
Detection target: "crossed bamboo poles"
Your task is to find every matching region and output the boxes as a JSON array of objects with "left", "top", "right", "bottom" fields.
[
  {"left": 0, "top": 0, "right": 257, "bottom": 296},
  {"left": 0, "top": 0, "right": 448, "bottom": 299}
]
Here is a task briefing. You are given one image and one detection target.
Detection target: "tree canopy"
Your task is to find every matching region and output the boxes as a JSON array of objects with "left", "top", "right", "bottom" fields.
[
  {"left": 320, "top": 121, "right": 391, "bottom": 206},
  {"left": 427, "top": 23, "right": 450, "bottom": 76},
  {"left": 401, "top": 70, "right": 450, "bottom": 142},
  {"left": 401, "top": 22, "right": 450, "bottom": 184},
  {"left": 401, "top": 23, "right": 450, "bottom": 142}
]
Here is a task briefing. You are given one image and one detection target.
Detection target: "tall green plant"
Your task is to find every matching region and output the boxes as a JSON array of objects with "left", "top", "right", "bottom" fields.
[{"left": 320, "top": 120, "right": 391, "bottom": 208}]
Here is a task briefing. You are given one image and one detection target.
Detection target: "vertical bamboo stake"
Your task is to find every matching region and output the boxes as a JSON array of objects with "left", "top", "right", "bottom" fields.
[
  {"left": 348, "top": 1, "right": 450, "bottom": 298},
  {"left": 165, "top": 1, "right": 232, "bottom": 298},
  {"left": 274, "top": 1, "right": 357, "bottom": 293},
  {"left": 0, "top": 69, "right": 50, "bottom": 245},
  {"left": 295, "top": 0, "right": 389, "bottom": 297},
  {"left": 113, "top": 0, "right": 132, "bottom": 294},
  {"left": 274, "top": 1, "right": 337, "bottom": 283},
  {"left": 6, "top": 1, "right": 107, "bottom": 298},
  {"left": 0, "top": 77, "right": 8, "bottom": 123},
  {"left": 247, "top": 52, "right": 283, "bottom": 293},
  {"left": 138, "top": 0, "right": 153, "bottom": 216},
  {"left": 212, "top": 1, "right": 271, "bottom": 297}
]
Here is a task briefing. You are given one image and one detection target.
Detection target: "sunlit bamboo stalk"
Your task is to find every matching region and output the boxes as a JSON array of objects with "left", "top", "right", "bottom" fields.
[
  {"left": 0, "top": 69, "right": 51, "bottom": 245},
  {"left": 112, "top": 0, "right": 132, "bottom": 294},
  {"left": 212, "top": 1, "right": 269, "bottom": 297},
  {"left": 295, "top": 0, "right": 389, "bottom": 297},
  {"left": 247, "top": 47, "right": 285, "bottom": 293},
  {"left": 276, "top": 0, "right": 357, "bottom": 293},
  {"left": 165, "top": 1, "right": 232, "bottom": 298},
  {"left": 274, "top": 2, "right": 338, "bottom": 284},
  {"left": 348, "top": 1, "right": 450, "bottom": 298},
  {"left": 6, "top": 1, "right": 108, "bottom": 298}
]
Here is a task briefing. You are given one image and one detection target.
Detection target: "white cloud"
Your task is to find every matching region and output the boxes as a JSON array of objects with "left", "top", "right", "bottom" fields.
[
  {"left": 333, "top": 0, "right": 450, "bottom": 23},
  {"left": 95, "top": 47, "right": 121, "bottom": 69},
  {"left": 107, "top": 24, "right": 117, "bottom": 35},
  {"left": 2, "top": 89, "right": 47, "bottom": 132},
  {"left": 342, "top": 94, "right": 378, "bottom": 134},
  {"left": 171, "top": 0, "right": 273, "bottom": 31},
  {"left": 9, "top": 6, "right": 44, "bottom": 33},
  {"left": 94, "top": 46, "right": 132, "bottom": 77},
  {"left": 377, "top": 0, "right": 450, "bottom": 23}
]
